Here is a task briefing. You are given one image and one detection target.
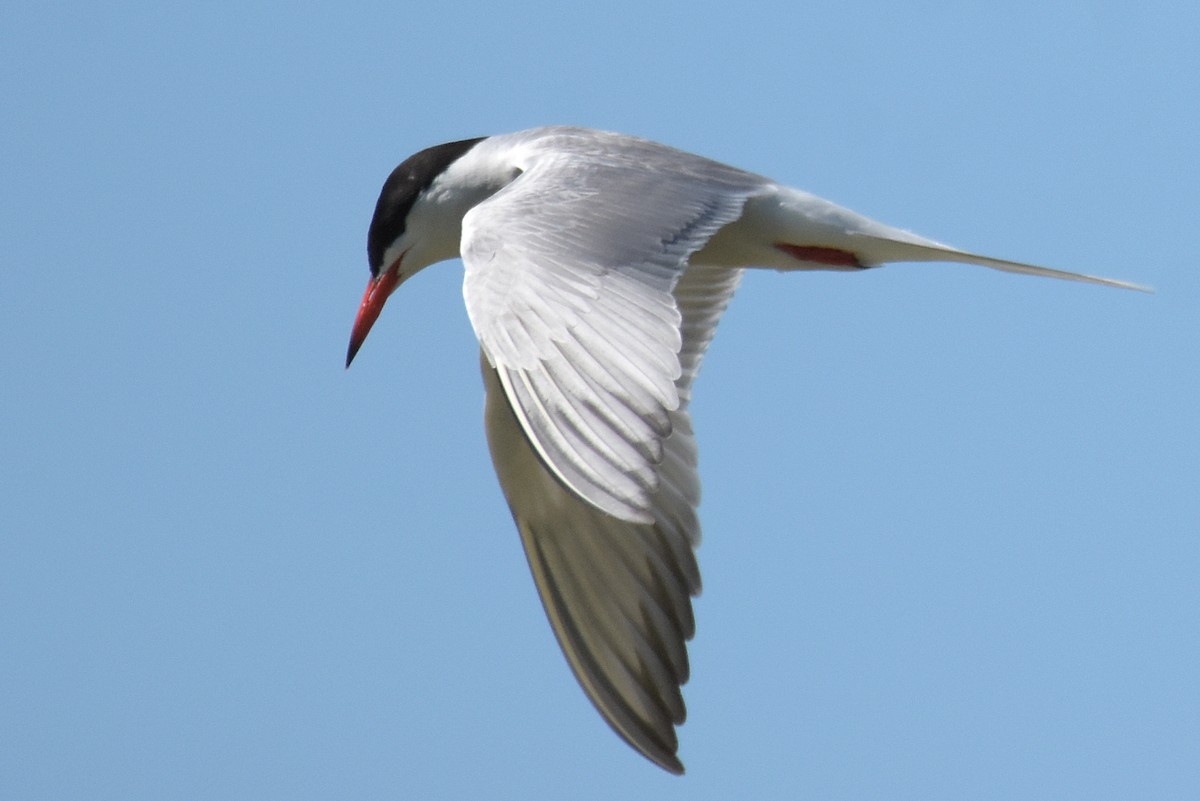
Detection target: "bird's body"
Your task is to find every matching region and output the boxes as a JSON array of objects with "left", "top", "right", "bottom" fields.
[{"left": 345, "top": 126, "right": 1142, "bottom": 774}]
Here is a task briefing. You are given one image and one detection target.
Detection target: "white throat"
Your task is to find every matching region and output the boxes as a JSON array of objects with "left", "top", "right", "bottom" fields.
[{"left": 395, "top": 142, "right": 522, "bottom": 278}]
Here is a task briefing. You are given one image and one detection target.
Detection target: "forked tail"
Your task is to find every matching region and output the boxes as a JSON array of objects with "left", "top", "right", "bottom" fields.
[
  {"left": 764, "top": 186, "right": 1152, "bottom": 291},
  {"left": 826, "top": 234, "right": 1153, "bottom": 292}
]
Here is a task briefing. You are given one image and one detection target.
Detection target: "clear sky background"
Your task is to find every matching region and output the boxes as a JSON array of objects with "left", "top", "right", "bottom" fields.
[{"left": 3, "top": 2, "right": 1197, "bottom": 799}]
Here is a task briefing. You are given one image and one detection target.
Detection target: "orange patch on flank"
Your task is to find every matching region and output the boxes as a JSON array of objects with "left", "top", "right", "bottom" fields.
[{"left": 775, "top": 243, "right": 862, "bottom": 268}]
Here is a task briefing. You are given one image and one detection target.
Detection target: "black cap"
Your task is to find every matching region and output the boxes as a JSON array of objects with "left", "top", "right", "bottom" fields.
[{"left": 366, "top": 137, "right": 485, "bottom": 275}]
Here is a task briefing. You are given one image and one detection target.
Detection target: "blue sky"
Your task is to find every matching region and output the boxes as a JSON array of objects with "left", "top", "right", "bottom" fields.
[{"left": 3, "top": 1, "right": 1196, "bottom": 798}]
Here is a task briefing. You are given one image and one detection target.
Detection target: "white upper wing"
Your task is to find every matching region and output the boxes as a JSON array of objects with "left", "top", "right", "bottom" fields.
[{"left": 462, "top": 128, "right": 765, "bottom": 523}]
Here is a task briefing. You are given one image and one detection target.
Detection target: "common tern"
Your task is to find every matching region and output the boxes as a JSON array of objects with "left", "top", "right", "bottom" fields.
[{"left": 345, "top": 126, "right": 1143, "bottom": 774}]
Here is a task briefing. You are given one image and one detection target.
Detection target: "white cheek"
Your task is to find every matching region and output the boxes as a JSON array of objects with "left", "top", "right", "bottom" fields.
[
  {"left": 380, "top": 240, "right": 407, "bottom": 275},
  {"left": 403, "top": 199, "right": 465, "bottom": 273}
]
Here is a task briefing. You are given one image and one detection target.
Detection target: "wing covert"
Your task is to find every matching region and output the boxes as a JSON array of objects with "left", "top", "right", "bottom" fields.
[{"left": 462, "top": 131, "right": 762, "bottom": 522}]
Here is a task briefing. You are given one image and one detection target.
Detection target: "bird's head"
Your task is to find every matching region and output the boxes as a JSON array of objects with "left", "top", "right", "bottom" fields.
[{"left": 346, "top": 136, "right": 487, "bottom": 367}]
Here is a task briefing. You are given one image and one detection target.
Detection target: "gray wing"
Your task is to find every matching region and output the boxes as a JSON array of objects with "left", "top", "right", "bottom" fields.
[
  {"left": 482, "top": 264, "right": 742, "bottom": 774},
  {"left": 462, "top": 128, "right": 765, "bottom": 524}
]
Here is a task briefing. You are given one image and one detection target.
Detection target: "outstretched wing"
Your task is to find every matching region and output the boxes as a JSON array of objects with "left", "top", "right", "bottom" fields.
[
  {"left": 482, "top": 264, "right": 743, "bottom": 774},
  {"left": 462, "top": 128, "right": 764, "bottom": 524}
]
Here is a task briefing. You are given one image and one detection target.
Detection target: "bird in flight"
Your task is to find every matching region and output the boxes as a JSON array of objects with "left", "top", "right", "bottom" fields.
[{"left": 345, "top": 126, "right": 1143, "bottom": 774}]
